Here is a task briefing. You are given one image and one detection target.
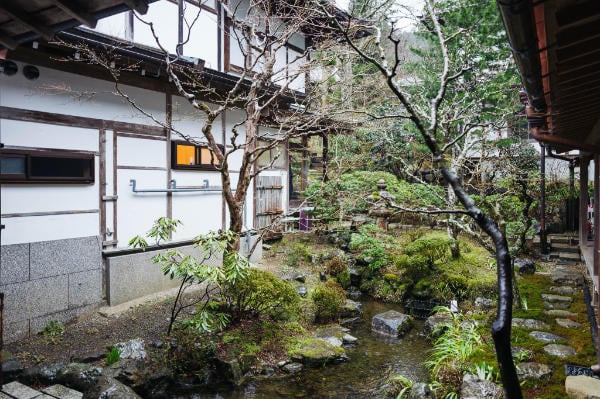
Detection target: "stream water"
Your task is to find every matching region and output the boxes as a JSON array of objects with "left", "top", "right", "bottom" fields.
[{"left": 175, "top": 300, "right": 430, "bottom": 399}]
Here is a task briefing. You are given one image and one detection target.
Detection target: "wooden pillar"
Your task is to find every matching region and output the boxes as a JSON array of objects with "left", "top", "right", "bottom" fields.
[
  {"left": 595, "top": 154, "right": 600, "bottom": 278},
  {"left": 300, "top": 135, "right": 309, "bottom": 191},
  {"left": 580, "top": 157, "right": 589, "bottom": 245},
  {"left": 540, "top": 144, "right": 548, "bottom": 254}
]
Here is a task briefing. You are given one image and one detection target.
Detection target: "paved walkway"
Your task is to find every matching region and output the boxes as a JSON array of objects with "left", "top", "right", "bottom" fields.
[{"left": 0, "top": 382, "right": 82, "bottom": 399}]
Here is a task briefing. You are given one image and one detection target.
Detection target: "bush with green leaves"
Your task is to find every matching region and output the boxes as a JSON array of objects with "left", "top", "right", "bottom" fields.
[
  {"left": 311, "top": 280, "right": 346, "bottom": 323},
  {"left": 404, "top": 236, "right": 455, "bottom": 268},
  {"left": 325, "top": 256, "right": 347, "bottom": 276},
  {"left": 129, "top": 218, "right": 250, "bottom": 334},
  {"left": 350, "top": 225, "right": 392, "bottom": 273},
  {"left": 223, "top": 268, "right": 300, "bottom": 321}
]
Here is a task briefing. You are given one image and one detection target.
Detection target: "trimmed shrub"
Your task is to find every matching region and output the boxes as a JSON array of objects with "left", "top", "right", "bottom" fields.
[
  {"left": 325, "top": 256, "right": 348, "bottom": 277},
  {"left": 311, "top": 280, "right": 346, "bottom": 323},
  {"left": 226, "top": 268, "right": 301, "bottom": 321}
]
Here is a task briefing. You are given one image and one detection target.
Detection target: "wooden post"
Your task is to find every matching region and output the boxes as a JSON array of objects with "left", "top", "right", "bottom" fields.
[
  {"left": 540, "top": 144, "right": 548, "bottom": 254},
  {"left": 595, "top": 154, "right": 600, "bottom": 367},
  {"left": 322, "top": 132, "right": 329, "bottom": 183},
  {"left": 580, "top": 157, "right": 589, "bottom": 246},
  {"left": 300, "top": 135, "right": 309, "bottom": 191}
]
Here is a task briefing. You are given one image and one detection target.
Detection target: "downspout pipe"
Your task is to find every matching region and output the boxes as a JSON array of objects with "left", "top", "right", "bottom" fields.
[{"left": 496, "top": 0, "right": 546, "bottom": 113}]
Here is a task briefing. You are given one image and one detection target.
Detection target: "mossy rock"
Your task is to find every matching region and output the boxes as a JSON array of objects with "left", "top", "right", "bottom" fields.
[{"left": 289, "top": 338, "right": 346, "bottom": 367}]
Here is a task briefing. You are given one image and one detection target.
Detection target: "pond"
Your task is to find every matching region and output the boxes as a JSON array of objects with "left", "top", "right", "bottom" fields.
[{"left": 174, "top": 300, "right": 430, "bottom": 398}]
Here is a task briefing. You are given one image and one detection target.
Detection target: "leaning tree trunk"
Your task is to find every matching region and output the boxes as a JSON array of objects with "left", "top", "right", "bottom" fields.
[{"left": 441, "top": 165, "right": 522, "bottom": 399}]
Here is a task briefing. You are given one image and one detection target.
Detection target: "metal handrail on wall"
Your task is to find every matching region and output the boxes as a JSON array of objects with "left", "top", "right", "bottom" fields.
[{"left": 129, "top": 179, "right": 226, "bottom": 194}]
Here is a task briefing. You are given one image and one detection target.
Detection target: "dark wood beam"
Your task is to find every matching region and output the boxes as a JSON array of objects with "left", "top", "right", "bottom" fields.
[
  {"left": 0, "top": 4, "right": 54, "bottom": 41},
  {"left": 49, "top": 0, "right": 97, "bottom": 28},
  {"left": 121, "top": 0, "right": 149, "bottom": 14},
  {"left": 557, "top": 49, "right": 600, "bottom": 74},
  {"left": 557, "top": 1, "right": 600, "bottom": 29}
]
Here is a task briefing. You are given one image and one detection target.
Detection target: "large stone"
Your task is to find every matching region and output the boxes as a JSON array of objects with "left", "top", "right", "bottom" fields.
[
  {"left": 371, "top": 310, "right": 413, "bottom": 338},
  {"left": 512, "top": 318, "right": 550, "bottom": 330},
  {"left": 460, "top": 374, "right": 504, "bottom": 399},
  {"left": 409, "top": 382, "right": 436, "bottom": 399},
  {"left": 423, "top": 312, "right": 452, "bottom": 339},
  {"left": 474, "top": 297, "right": 495, "bottom": 309},
  {"left": 543, "top": 301, "right": 572, "bottom": 310},
  {"left": 1, "top": 381, "right": 41, "bottom": 399},
  {"left": 115, "top": 338, "right": 147, "bottom": 360},
  {"left": 543, "top": 344, "right": 577, "bottom": 358},
  {"left": 516, "top": 362, "right": 552, "bottom": 381},
  {"left": 565, "top": 375, "right": 600, "bottom": 399},
  {"left": 556, "top": 318, "right": 582, "bottom": 329},
  {"left": 341, "top": 299, "right": 363, "bottom": 318},
  {"left": 56, "top": 363, "right": 103, "bottom": 392},
  {"left": 530, "top": 331, "right": 568, "bottom": 343},
  {"left": 22, "top": 362, "right": 65, "bottom": 384},
  {"left": 68, "top": 269, "right": 103, "bottom": 307},
  {"left": 86, "top": 375, "right": 142, "bottom": 398},
  {"left": 30, "top": 236, "right": 102, "bottom": 279},
  {"left": 0, "top": 243, "right": 29, "bottom": 285},
  {"left": 514, "top": 258, "right": 536, "bottom": 275},
  {"left": 290, "top": 338, "right": 347, "bottom": 367}
]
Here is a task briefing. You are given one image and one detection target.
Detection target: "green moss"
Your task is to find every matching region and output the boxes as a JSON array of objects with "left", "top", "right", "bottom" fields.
[{"left": 311, "top": 280, "right": 346, "bottom": 323}]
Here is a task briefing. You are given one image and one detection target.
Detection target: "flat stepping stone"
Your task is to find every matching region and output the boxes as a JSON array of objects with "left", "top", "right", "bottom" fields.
[
  {"left": 530, "top": 331, "right": 568, "bottom": 343},
  {"left": 552, "top": 271, "right": 584, "bottom": 287},
  {"left": 544, "top": 344, "right": 577, "bottom": 358},
  {"left": 556, "top": 318, "right": 582, "bottom": 329},
  {"left": 42, "top": 385, "right": 83, "bottom": 399},
  {"left": 541, "top": 293, "right": 573, "bottom": 303},
  {"left": 512, "top": 318, "right": 550, "bottom": 330},
  {"left": 549, "top": 286, "right": 575, "bottom": 295},
  {"left": 543, "top": 301, "right": 572, "bottom": 309},
  {"left": 1, "top": 381, "right": 42, "bottom": 399},
  {"left": 516, "top": 362, "right": 553, "bottom": 381},
  {"left": 544, "top": 309, "right": 577, "bottom": 317},
  {"left": 371, "top": 310, "right": 413, "bottom": 338},
  {"left": 566, "top": 375, "right": 600, "bottom": 398}
]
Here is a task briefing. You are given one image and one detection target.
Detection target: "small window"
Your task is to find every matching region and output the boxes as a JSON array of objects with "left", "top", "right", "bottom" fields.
[
  {"left": 171, "top": 141, "right": 222, "bottom": 170},
  {"left": 0, "top": 149, "right": 95, "bottom": 183}
]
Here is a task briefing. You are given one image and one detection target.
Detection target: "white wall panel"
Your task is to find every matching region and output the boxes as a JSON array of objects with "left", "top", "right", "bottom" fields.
[
  {"left": 171, "top": 98, "right": 222, "bottom": 142},
  {"left": 1, "top": 213, "right": 99, "bottom": 245},
  {"left": 117, "top": 137, "right": 165, "bottom": 168},
  {"left": 184, "top": 6, "right": 219, "bottom": 69},
  {"left": 116, "top": 169, "right": 167, "bottom": 246},
  {"left": 1, "top": 183, "right": 98, "bottom": 214},
  {"left": 105, "top": 132, "right": 115, "bottom": 196},
  {"left": 0, "top": 62, "right": 165, "bottom": 125},
  {"left": 172, "top": 192, "right": 222, "bottom": 239},
  {"left": 93, "top": 13, "right": 128, "bottom": 40},
  {"left": 1, "top": 120, "right": 98, "bottom": 152},
  {"left": 134, "top": 1, "right": 179, "bottom": 54}
]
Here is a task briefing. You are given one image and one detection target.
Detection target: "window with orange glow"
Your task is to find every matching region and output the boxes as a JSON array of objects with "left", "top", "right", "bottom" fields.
[{"left": 171, "top": 141, "right": 222, "bottom": 170}]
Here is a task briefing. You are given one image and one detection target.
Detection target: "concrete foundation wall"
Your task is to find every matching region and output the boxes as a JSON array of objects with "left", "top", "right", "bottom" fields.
[
  {"left": 0, "top": 236, "right": 104, "bottom": 343},
  {"left": 105, "top": 235, "right": 262, "bottom": 306}
]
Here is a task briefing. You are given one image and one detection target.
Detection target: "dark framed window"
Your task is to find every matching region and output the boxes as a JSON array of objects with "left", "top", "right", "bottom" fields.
[
  {"left": 171, "top": 141, "right": 223, "bottom": 170},
  {"left": 0, "top": 148, "right": 95, "bottom": 183}
]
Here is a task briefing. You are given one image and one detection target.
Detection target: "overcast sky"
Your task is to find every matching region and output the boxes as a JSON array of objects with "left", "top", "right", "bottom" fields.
[{"left": 336, "top": 0, "right": 425, "bottom": 30}]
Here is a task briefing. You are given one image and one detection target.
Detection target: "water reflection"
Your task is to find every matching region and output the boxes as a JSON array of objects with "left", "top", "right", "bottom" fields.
[{"left": 173, "top": 300, "right": 429, "bottom": 399}]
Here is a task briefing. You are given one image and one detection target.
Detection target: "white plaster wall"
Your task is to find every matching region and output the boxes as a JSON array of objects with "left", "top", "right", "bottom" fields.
[
  {"left": 184, "top": 5, "right": 219, "bottom": 69},
  {"left": 134, "top": 1, "right": 179, "bottom": 54},
  {"left": 1, "top": 213, "right": 99, "bottom": 245},
  {"left": 116, "top": 168, "right": 167, "bottom": 245},
  {"left": 1, "top": 120, "right": 98, "bottom": 152},
  {"left": 94, "top": 13, "right": 128, "bottom": 39},
  {"left": 224, "top": 109, "right": 246, "bottom": 171},
  {"left": 0, "top": 61, "right": 166, "bottom": 126},
  {"left": 117, "top": 137, "right": 165, "bottom": 168},
  {"left": 171, "top": 98, "right": 222, "bottom": 143}
]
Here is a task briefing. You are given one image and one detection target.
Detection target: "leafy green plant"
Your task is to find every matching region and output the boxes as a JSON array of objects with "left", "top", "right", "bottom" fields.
[
  {"left": 404, "top": 236, "right": 455, "bottom": 268},
  {"left": 106, "top": 346, "right": 121, "bottom": 365},
  {"left": 286, "top": 242, "right": 311, "bottom": 267},
  {"left": 350, "top": 225, "right": 391, "bottom": 272},
  {"left": 130, "top": 219, "right": 250, "bottom": 334},
  {"left": 386, "top": 374, "right": 413, "bottom": 399},
  {"left": 325, "top": 256, "right": 347, "bottom": 277},
  {"left": 471, "top": 361, "right": 498, "bottom": 382},
  {"left": 311, "top": 280, "right": 346, "bottom": 323},
  {"left": 41, "top": 320, "right": 64, "bottom": 337}
]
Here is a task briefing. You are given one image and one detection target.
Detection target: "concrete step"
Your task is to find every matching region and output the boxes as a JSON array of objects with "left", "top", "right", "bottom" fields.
[
  {"left": 558, "top": 252, "right": 582, "bottom": 262},
  {"left": 550, "top": 242, "right": 580, "bottom": 253},
  {"left": 549, "top": 235, "right": 579, "bottom": 245}
]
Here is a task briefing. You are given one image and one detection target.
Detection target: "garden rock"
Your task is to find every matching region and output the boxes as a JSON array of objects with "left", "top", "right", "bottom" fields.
[
  {"left": 2, "top": 356, "right": 24, "bottom": 381},
  {"left": 115, "top": 338, "right": 147, "bottom": 360},
  {"left": 543, "top": 344, "right": 577, "bottom": 358},
  {"left": 423, "top": 313, "right": 452, "bottom": 339},
  {"left": 474, "top": 297, "right": 495, "bottom": 309},
  {"left": 348, "top": 286, "right": 362, "bottom": 300},
  {"left": 290, "top": 339, "right": 347, "bottom": 367},
  {"left": 543, "top": 300, "right": 571, "bottom": 310},
  {"left": 293, "top": 274, "right": 306, "bottom": 283},
  {"left": 296, "top": 286, "right": 307, "bottom": 298},
  {"left": 409, "top": 382, "right": 436, "bottom": 399},
  {"left": 529, "top": 331, "right": 568, "bottom": 343},
  {"left": 341, "top": 299, "right": 363, "bottom": 318},
  {"left": 106, "top": 359, "right": 147, "bottom": 389},
  {"left": 565, "top": 375, "right": 600, "bottom": 399},
  {"left": 86, "top": 375, "right": 142, "bottom": 398},
  {"left": 460, "top": 373, "right": 504, "bottom": 399},
  {"left": 555, "top": 318, "right": 582, "bottom": 328},
  {"left": 514, "top": 258, "right": 536, "bottom": 275},
  {"left": 372, "top": 310, "right": 413, "bottom": 338},
  {"left": 348, "top": 268, "right": 362, "bottom": 287},
  {"left": 215, "top": 358, "right": 246, "bottom": 386},
  {"left": 282, "top": 362, "right": 303, "bottom": 374},
  {"left": 511, "top": 347, "right": 533, "bottom": 362},
  {"left": 512, "top": 318, "right": 550, "bottom": 330},
  {"left": 22, "top": 362, "right": 65, "bottom": 385},
  {"left": 342, "top": 334, "right": 358, "bottom": 345},
  {"left": 541, "top": 293, "right": 573, "bottom": 304},
  {"left": 516, "top": 362, "right": 552, "bottom": 381},
  {"left": 56, "top": 363, "right": 103, "bottom": 392}
]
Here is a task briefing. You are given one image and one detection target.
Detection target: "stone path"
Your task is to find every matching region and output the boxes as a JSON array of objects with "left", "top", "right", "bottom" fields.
[
  {"left": 0, "top": 382, "right": 82, "bottom": 399},
  {"left": 511, "top": 252, "right": 599, "bottom": 397}
]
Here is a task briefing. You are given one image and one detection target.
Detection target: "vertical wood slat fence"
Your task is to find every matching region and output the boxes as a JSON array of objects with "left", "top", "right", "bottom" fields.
[{"left": 256, "top": 176, "right": 283, "bottom": 239}]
